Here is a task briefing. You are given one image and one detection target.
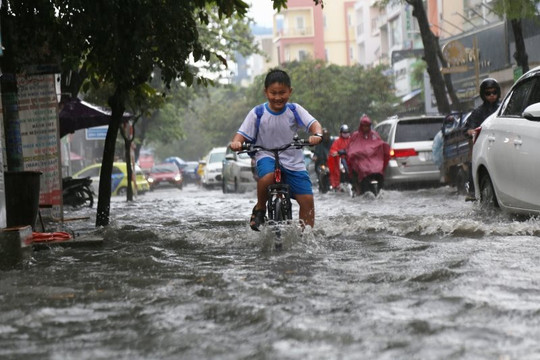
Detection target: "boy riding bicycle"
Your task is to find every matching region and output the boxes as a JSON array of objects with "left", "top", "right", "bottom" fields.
[{"left": 229, "top": 69, "right": 323, "bottom": 231}]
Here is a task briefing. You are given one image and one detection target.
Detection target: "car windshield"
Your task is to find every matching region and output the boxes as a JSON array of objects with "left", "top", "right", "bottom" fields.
[
  {"left": 237, "top": 152, "right": 251, "bottom": 160},
  {"left": 209, "top": 152, "right": 225, "bottom": 163},
  {"left": 394, "top": 119, "right": 442, "bottom": 142},
  {"left": 151, "top": 165, "right": 177, "bottom": 173}
]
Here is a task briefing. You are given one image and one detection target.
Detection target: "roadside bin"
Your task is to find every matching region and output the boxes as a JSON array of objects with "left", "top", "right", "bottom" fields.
[{"left": 5, "top": 171, "right": 42, "bottom": 230}]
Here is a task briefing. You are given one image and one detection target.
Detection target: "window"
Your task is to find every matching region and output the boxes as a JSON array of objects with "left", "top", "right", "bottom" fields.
[
  {"left": 79, "top": 166, "right": 100, "bottom": 178},
  {"left": 299, "top": 50, "right": 308, "bottom": 61},
  {"left": 394, "top": 119, "right": 442, "bottom": 142},
  {"left": 500, "top": 78, "right": 536, "bottom": 117},
  {"left": 389, "top": 18, "right": 401, "bottom": 48},
  {"left": 209, "top": 151, "right": 226, "bottom": 163},
  {"left": 525, "top": 78, "right": 540, "bottom": 108},
  {"left": 296, "top": 16, "right": 304, "bottom": 31},
  {"left": 376, "top": 124, "right": 392, "bottom": 143}
]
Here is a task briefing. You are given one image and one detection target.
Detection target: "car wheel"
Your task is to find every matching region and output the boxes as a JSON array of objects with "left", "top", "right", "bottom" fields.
[
  {"left": 479, "top": 172, "right": 499, "bottom": 209},
  {"left": 117, "top": 187, "right": 127, "bottom": 196},
  {"left": 222, "top": 177, "right": 228, "bottom": 193},
  {"left": 455, "top": 167, "right": 468, "bottom": 194}
]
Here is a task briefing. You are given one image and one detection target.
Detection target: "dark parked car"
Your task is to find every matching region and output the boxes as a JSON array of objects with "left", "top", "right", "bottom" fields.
[
  {"left": 182, "top": 161, "right": 200, "bottom": 185},
  {"left": 147, "top": 163, "right": 183, "bottom": 190}
]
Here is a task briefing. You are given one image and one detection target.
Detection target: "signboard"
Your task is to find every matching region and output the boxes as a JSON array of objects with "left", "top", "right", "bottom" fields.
[
  {"left": 17, "top": 74, "right": 62, "bottom": 219},
  {"left": 86, "top": 126, "right": 108, "bottom": 140}
]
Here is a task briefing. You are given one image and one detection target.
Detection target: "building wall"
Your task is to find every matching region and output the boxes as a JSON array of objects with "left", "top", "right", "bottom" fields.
[{"left": 273, "top": 0, "right": 354, "bottom": 66}]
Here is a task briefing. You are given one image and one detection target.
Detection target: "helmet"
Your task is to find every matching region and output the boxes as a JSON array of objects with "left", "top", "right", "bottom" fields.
[
  {"left": 479, "top": 78, "right": 500, "bottom": 102},
  {"left": 340, "top": 124, "right": 350, "bottom": 133},
  {"left": 360, "top": 114, "right": 372, "bottom": 126}
]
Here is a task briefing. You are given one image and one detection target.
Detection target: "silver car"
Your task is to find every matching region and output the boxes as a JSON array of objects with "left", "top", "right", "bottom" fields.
[
  {"left": 472, "top": 66, "right": 540, "bottom": 215},
  {"left": 222, "top": 147, "right": 256, "bottom": 193},
  {"left": 374, "top": 115, "right": 444, "bottom": 188}
]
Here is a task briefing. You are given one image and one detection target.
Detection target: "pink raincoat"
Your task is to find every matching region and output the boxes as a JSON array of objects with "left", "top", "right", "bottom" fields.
[{"left": 346, "top": 116, "right": 390, "bottom": 182}]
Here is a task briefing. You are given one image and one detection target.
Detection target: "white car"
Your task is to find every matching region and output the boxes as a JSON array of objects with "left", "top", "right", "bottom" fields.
[
  {"left": 201, "top": 147, "right": 227, "bottom": 190},
  {"left": 472, "top": 66, "right": 540, "bottom": 215},
  {"left": 222, "top": 147, "right": 256, "bottom": 193},
  {"left": 374, "top": 115, "right": 444, "bottom": 188}
]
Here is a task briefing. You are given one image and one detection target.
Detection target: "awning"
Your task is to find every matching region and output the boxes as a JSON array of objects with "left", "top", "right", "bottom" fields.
[{"left": 59, "top": 97, "right": 132, "bottom": 138}]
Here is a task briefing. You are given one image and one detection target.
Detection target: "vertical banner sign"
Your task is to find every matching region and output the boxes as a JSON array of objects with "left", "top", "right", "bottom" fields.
[{"left": 17, "top": 74, "right": 62, "bottom": 220}]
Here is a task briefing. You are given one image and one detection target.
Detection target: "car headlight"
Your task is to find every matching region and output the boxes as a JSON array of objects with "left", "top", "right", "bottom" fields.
[
  {"left": 148, "top": 177, "right": 154, "bottom": 183},
  {"left": 174, "top": 174, "right": 182, "bottom": 181}
]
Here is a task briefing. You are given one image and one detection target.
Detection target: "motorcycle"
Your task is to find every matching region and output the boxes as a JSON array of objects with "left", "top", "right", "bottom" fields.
[
  {"left": 63, "top": 176, "right": 94, "bottom": 208},
  {"left": 316, "top": 163, "right": 330, "bottom": 194},
  {"left": 357, "top": 173, "right": 383, "bottom": 197},
  {"left": 338, "top": 149, "right": 383, "bottom": 198}
]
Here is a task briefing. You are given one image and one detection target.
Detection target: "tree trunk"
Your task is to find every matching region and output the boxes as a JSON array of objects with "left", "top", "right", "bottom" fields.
[
  {"left": 408, "top": 0, "right": 451, "bottom": 114},
  {"left": 436, "top": 46, "right": 462, "bottom": 111},
  {"left": 0, "top": 74, "right": 24, "bottom": 171},
  {"left": 122, "top": 136, "right": 133, "bottom": 201},
  {"left": 511, "top": 18, "right": 529, "bottom": 74},
  {"left": 95, "top": 87, "right": 125, "bottom": 227}
]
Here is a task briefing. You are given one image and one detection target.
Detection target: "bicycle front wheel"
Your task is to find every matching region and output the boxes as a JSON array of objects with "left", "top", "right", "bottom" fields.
[{"left": 272, "top": 197, "right": 284, "bottom": 222}]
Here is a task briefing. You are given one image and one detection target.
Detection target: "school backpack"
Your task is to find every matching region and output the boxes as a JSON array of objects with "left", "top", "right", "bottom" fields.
[{"left": 252, "top": 103, "right": 303, "bottom": 144}]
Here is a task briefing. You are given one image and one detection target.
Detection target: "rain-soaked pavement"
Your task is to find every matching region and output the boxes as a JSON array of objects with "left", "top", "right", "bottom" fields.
[{"left": 2, "top": 183, "right": 540, "bottom": 359}]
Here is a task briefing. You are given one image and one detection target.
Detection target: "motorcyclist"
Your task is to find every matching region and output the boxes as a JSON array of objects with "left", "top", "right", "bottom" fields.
[
  {"left": 327, "top": 124, "right": 351, "bottom": 191},
  {"left": 312, "top": 128, "right": 333, "bottom": 176},
  {"left": 346, "top": 114, "right": 390, "bottom": 195},
  {"left": 465, "top": 78, "right": 501, "bottom": 200},
  {"left": 466, "top": 78, "right": 501, "bottom": 135}
]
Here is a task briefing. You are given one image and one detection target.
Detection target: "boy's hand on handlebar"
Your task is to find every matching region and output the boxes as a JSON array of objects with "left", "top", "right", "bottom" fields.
[
  {"left": 309, "top": 135, "right": 323, "bottom": 146},
  {"left": 229, "top": 141, "right": 243, "bottom": 151}
]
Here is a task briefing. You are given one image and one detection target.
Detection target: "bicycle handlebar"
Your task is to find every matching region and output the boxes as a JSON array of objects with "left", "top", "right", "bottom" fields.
[{"left": 239, "top": 138, "right": 311, "bottom": 154}]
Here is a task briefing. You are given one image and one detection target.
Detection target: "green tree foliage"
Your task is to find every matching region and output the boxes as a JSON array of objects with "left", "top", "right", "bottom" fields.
[
  {"left": 150, "top": 60, "right": 397, "bottom": 162},
  {"left": 0, "top": 0, "right": 323, "bottom": 226},
  {"left": 280, "top": 60, "right": 397, "bottom": 132}
]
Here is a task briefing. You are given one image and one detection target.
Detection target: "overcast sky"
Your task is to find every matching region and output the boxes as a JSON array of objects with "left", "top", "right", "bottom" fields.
[{"left": 247, "top": 0, "right": 274, "bottom": 27}]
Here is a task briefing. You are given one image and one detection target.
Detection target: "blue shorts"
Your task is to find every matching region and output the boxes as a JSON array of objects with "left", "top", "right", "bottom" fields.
[{"left": 256, "top": 157, "right": 313, "bottom": 196}]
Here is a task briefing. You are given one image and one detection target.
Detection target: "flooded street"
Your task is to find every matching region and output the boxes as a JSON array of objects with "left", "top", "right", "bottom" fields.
[{"left": 2, "top": 184, "right": 540, "bottom": 359}]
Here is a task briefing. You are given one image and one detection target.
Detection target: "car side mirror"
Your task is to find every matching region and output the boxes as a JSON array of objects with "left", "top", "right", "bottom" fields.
[
  {"left": 225, "top": 153, "right": 235, "bottom": 161},
  {"left": 522, "top": 102, "right": 540, "bottom": 121}
]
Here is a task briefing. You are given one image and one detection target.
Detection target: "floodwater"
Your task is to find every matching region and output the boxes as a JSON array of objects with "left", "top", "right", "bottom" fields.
[{"left": 2, "top": 184, "right": 540, "bottom": 360}]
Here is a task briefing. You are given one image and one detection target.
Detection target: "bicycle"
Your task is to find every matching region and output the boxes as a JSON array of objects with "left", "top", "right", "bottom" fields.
[{"left": 240, "top": 136, "right": 312, "bottom": 250}]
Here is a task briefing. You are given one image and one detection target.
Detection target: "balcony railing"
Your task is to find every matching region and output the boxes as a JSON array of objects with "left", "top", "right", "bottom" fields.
[{"left": 275, "top": 27, "right": 314, "bottom": 38}]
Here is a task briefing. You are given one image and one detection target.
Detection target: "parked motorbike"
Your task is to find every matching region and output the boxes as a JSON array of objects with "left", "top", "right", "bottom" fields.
[{"left": 63, "top": 176, "right": 94, "bottom": 208}]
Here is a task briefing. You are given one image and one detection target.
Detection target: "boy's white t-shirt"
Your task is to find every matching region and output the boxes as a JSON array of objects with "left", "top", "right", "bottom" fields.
[{"left": 237, "top": 102, "right": 316, "bottom": 171}]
